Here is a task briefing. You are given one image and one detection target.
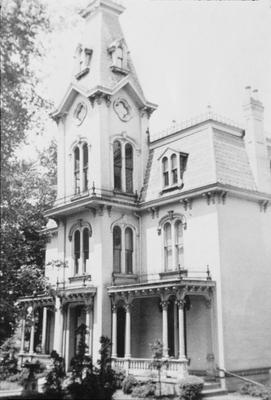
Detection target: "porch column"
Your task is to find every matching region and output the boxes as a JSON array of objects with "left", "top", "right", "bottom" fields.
[
  {"left": 205, "top": 295, "right": 216, "bottom": 377},
  {"left": 54, "top": 296, "right": 64, "bottom": 355},
  {"left": 85, "top": 302, "right": 93, "bottom": 356},
  {"left": 177, "top": 299, "right": 186, "bottom": 360},
  {"left": 41, "top": 307, "right": 48, "bottom": 354},
  {"left": 20, "top": 314, "right": 26, "bottom": 353},
  {"left": 161, "top": 300, "right": 169, "bottom": 358},
  {"left": 29, "top": 307, "right": 35, "bottom": 354},
  {"left": 124, "top": 304, "right": 131, "bottom": 358},
  {"left": 112, "top": 304, "right": 117, "bottom": 358},
  {"left": 65, "top": 304, "right": 71, "bottom": 371}
]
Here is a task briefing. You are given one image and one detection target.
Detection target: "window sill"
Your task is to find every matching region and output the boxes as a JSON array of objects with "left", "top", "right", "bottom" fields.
[
  {"left": 112, "top": 273, "right": 138, "bottom": 285},
  {"left": 69, "top": 274, "right": 91, "bottom": 283},
  {"left": 75, "top": 67, "right": 90, "bottom": 80},
  {"left": 160, "top": 183, "right": 184, "bottom": 195},
  {"left": 159, "top": 269, "right": 187, "bottom": 280},
  {"left": 71, "top": 191, "right": 89, "bottom": 201},
  {"left": 113, "top": 190, "right": 137, "bottom": 199},
  {"left": 110, "top": 65, "right": 129, "bottom": 75}
]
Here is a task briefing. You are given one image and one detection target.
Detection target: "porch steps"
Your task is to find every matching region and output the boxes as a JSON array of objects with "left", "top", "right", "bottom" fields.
[{"left": 202, "top": 381, "right": 227, "bottom": 398}]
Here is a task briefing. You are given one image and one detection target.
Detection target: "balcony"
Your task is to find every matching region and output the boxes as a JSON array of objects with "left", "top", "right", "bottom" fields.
[
  {"left": 45, "top": 185, "right": 139, "bottom": 219},
  {"left": 111, "top": 267, "right": 211, "bottom": 287}
]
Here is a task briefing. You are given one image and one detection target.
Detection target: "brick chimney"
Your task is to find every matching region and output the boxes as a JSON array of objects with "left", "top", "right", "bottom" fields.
[{"left": 243, "top": 86, "right": 271, "bottom": 193}]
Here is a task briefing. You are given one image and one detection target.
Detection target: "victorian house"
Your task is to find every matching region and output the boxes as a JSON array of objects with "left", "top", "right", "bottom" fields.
[{"left": 17, "top": 0, "right": 271, "bottom": 389}]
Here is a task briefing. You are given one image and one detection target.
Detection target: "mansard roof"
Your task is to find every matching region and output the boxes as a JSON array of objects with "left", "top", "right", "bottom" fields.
[{"left": 141, "top": 115, "right": 257, "bottom": 202}]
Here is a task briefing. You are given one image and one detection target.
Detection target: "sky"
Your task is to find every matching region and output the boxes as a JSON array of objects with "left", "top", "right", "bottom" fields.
[{"left": 27, "top": 0, "right": 271, "bottom": 153}]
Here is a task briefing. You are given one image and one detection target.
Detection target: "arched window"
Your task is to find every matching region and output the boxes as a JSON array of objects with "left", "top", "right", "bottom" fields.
[
  {"left": 74, "top": 230, "right": 80, "bottom": 274},
  {"left": 74, "top": 147, "right": 80, "bottom": 194},
  {"left": 125, "top": 227, "right": 133, "bottom": 274},
  {"left": 175, "top": 221, "right": 184, "bottom": 268},
  {"left": 73, "top": 143, "right": 89, "bottom": 194},
  {"left": 171, "top": 154, "right": 178, "bottom": 184},
  {"left": 164, "top": 222, "right": 172, "bottom": 270},
  {"left": 125, "top": 143, "right": 133, "bottom": 193},
  {"left": 83, "top": 228, "right": 89, "bottom": 273},
  {"left": 83, "top": 143, "right": 88, "bottom": 192},
  {"left": 114, "top": 141, "right": 122, "bottom": 191},
  {"left": 162, "top": 157, "right": 169, "bottom": 187},
  {"left": 113, "top": 226, "right": 122, "bottom": 273}
]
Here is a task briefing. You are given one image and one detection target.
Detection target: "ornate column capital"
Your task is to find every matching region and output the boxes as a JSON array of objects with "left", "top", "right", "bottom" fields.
[
  {"left": 175, "top": 299, "right": 186, "bottom": 310},
  {"left": 160, "top": 300, "right": 169, "bottom": 311},
  {"left": 112, "top": 304, "right": 117, "bottom": 313}
]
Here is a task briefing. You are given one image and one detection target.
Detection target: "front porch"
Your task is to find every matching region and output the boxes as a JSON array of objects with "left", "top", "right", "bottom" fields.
[{"left": 108, "top": 278, "right": 217, "bottom": 379}]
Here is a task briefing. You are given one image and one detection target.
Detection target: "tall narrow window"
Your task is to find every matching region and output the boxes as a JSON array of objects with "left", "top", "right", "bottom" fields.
[
  {"left": 164, "top": 222, "right": 172, "bottom": 270},
  {"left": 83, "top": 228, "right": 89, "bottom": 274},
  {"left": 175, "top": 221, "right": 184, "bottom": 268},
  {"left": 125, "top": 227, "right": 133, "bottom": 274},
  {"left": 113, "top": 226, "right": 122, "bottom": 273},
  {"left": 179, "top": 155, "right": 187, "bottom": 180},
  {"left": 171, "top": 154, "right": 178, "bottom": 184},
  {"left": 115, "top": 47, "right": 123, "bottom": 68},
  {"left": 162, "top": 157, "right": 169, "bottom": 187},
  {"left": 125, "top": 143, "right": 133, "bottom": 193},
  {"left": 83, "top": 143, "right": 88, "bottom": 192},
  {"left": 114, "top": 141, "right": 122, "bottom": 191},
  {"left": 74, "top": 230, "right": 80, "bottom": 274},
  {"left": 74, "top": 147, "right": 80, "bottom": 194}
]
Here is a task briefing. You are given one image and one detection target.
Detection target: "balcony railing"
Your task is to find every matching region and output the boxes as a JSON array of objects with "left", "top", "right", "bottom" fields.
[{"left": 111, "top": 267, "right": 212, "bottom": 286}]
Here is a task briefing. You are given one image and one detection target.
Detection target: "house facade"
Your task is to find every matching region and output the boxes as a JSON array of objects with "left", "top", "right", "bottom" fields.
[{"left": 18, "top": 0, "right": 271, "bottom": 388}]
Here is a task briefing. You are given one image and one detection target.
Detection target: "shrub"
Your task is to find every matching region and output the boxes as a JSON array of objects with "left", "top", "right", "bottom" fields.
[
  {"left": 131, "top": 380, "right": 156, "bottom": 398},
  {"left": 177, "top": 375, "right": 204, "bottom": 400},
  {"left": 239, "top": 382, "right": 271, "bottom": 400},
  {"left": 122, "top": 375, "right": 138, "bottom": 394},
  {"left": 113, "top": 366, "right": 126, "bottom": 389},
  {"left": 0, "top": 351, "right": 19, "bottom": 380},
  {"left": 43, "top": 351, "right": 66, "bottom": 399}
]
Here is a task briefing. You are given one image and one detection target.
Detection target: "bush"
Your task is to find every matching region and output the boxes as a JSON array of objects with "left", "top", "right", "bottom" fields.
[
  {"left": 113, "top": 366, "right": 126, "bottom": 389},
  {"left": 0, "top": 351, "right": 19, "bottom": 380},
  {"left": 131, "top": 380, "right": 156, "bottom": 398},
  {"left": 122, "top": 375, "right": 138, "bottom": 394},
  {"left": 239, "top": 383, "right": 271, "bottom": 400},
  {"left": 43, "top": 351, "right": 66, "bottom": 399},
  {"left": 177, "top": 375, "right": 204, "bottom": 400}
]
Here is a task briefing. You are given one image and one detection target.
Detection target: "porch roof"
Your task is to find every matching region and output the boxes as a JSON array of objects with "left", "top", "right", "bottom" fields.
[
  {"left": 107, "top": 278, "right": 215, "bottom": 300},
  {"left": 17, "top": 287, "right": 97, "bottom": 308}
]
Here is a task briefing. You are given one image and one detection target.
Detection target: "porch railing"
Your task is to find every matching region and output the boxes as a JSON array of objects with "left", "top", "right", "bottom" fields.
[{"left": 112, "top": 357, "right": 188, "bottom": 378}]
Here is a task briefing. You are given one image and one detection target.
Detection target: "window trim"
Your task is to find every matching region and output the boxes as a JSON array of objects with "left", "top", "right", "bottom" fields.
[
  {"left": 71, "top": 224, "right": 91, "bottom": 276},
  {"left": 162, "top": 218, "right": 185, "bottom": 271},
  {"left": 72, "top": 141, "right": 89, "bottom": 195},
  {"left": 112, "top": 139, "right": 135, "bottom": 194},
  {"left": 159, "top": 150, "right": 188, "bottom": 192},
  {"left": 112, "top": 223, "right": 136, "bottom": 275}
]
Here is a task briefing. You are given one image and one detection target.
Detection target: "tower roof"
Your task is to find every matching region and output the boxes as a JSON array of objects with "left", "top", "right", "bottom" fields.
[{"left": 52, "top": 0, "right": 157, "bottom": 119}]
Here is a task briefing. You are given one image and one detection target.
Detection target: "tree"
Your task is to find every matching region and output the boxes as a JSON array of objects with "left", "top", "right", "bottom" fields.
[{"left": 0, "top": 0, "right": 54, "bottom": 343}]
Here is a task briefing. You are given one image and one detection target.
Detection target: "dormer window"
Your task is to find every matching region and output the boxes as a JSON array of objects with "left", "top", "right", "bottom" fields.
[
  {"left": 75, "top": 44, "right": 92, "bottom": 80},
  {"left": 159, "top": 150, "right": 188, "bottom": 192},
  {"left": 108, "top": 39, "right": 129, "bottom": 75}
]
